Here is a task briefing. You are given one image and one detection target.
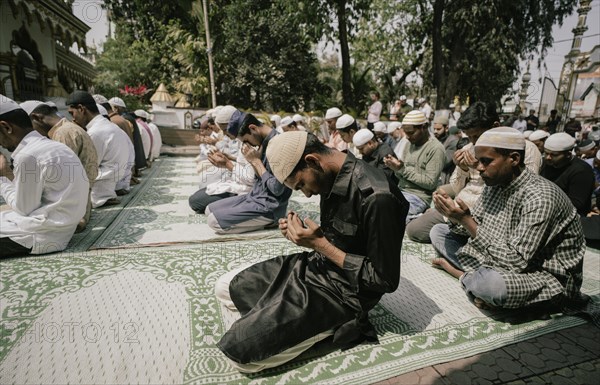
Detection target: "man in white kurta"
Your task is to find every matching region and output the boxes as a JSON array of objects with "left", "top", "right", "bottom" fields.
[
  {"left": 87, "top": 114, "right": 133, "bottom": 206},
  {"left": 0, "top": 96, "right": 88, "bottom": 256},
  {"left": 147, "top": 118, "right": 162, "bottom": 160},
  {"left": 67, "top": 91, "right": 133, "bottom": 208},
  {"left": 136, "top": 116, "right": 152, "bottom": 160}
]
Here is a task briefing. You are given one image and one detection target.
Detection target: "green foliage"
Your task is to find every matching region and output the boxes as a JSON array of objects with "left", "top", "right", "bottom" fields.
[
  {"left": 93, "top": 26, "right": 170, "bottom": 99},
  {"left": 299, "top": 0, "right": 373, "bottom": 110},
  {"left": 430, "top": 0, "right": 578, "bottom": 107},
  {"left": 352, "top": 0, "right": 578, "bottom": 109},
  {"left": 96, "top": 0, "right": 580, "bottom": 113},
  {"left": 213, "top": 0, "right": 321, "bottom": 111},
  {"left": 102, "top": 0, "right": 195, "bottom": 40},
  {"left": 94, "top": 9, "right": 208, "bottom": 106},
  {"left": 352, "top": 0, "right": 430, "bottom": 107}
]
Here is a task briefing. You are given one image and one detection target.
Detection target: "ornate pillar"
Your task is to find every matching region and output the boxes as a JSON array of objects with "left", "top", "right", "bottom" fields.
[
  {"left": 556, "top": 0, "right": 592, "bottom": 126},
  {"left": 519, "top": 64, "right": 531, "bottom": 113}
]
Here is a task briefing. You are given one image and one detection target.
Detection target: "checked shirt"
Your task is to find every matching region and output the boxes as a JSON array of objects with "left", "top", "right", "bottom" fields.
[{"left": 457, "top": 169, "right": 585, "bottom": 309}]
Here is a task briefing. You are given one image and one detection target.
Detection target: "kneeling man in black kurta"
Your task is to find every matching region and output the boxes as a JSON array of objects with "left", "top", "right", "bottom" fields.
[{"left": 215, "top": 131, "right": 409, "bottom": 372}]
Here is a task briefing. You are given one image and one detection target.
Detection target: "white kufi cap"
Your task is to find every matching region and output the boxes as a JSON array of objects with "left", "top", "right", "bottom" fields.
[
  {"left": 280, "top": 116, "right": 294, "bottom": 127},
  {"left": 544, "top": 133, "right": 576, "bottom": 152},
  {"left": 335, "top": 114, "right": 355, "bottom": 130},
  {"left": 215, "top": 105, "right": 237, "bottom": 124},
  {"left": 19, "top": 100, "right": 44, "bottom": 115},
  {"left": 325, "top": 107, "right": 342, "bottom": 120},
  {"left": 475, "top": 126, "right": 525, "bottom": 150},
  {"left": 373, "top": 121, "right": 386, "bottom": 133},
  {"left": 528, "top": 130, "right": 549, "bottom": 141},
  {"left": 0, "top": 94, "right": 23, "bottom": 115},
  {"left": 353, "top": 128, "right": 374, "bottom": 146},
  {"left": 266, "top": 131, "right": 309, "bottom": 183},
  {"left": 108, "top": 97, "right": 126, "bottom": 108}
]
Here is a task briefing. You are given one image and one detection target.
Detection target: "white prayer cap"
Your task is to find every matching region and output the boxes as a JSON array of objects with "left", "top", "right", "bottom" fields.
[
  {"left": 97, "top": 104, "right": 109, "bottom": 117},
  {"left": 215, "top": 105, "right": 237, "bottom": 124},
  {"left": 325, "top": 107, "right": 342, "bottom": 120},
  {"left": 529, "top": 130, "right": 549, "bottom": 141},
  {"left": 402, "top": 110, "right": 427, "bottom": 126},
  {"left": 134, "top": 109, "right": 148, "bottom": 119},
  {"left": 418, "top": 97, "right": 425, "bottom": 104},
  {"left": 336, "top": 114, "right": 355, "bottom": 130},
  {"left": 270, "top": 114, "right": 281, "bottom": 121},
  {"left": 544, "top": 133, "right": 576, "bottom": 152},
  {"left": 108, "top": 97, "right": 126, "bottom": 108},
  {"left": 523, "top": 130, "right": 533, "bottom": 139},
  {"left": 433, "top": 115, "right": 449, "bottom": 125},
  {"left": 46, "top": 101, "right": 57, "bottom": 108},
  {"left": 449, "top": 103, "right": 455, "bottom": 108},
  {"left": 353, "top": 128, "right": 374, "bottom": 146},
  {"left": 475, "top": 126, "right": 525, "bottom": 150},
  {"left": 292, "top": 114, "right": 304, "bottom": 123},
  {"left": 0, "top": 94, "right": 23, "bottom": 115},
  {"left": 93, "top": 94, "right": 108, "bottom": 104},
  {"left": 576, "top": 139, "right": 595, "bottom": 152},
  {"left": 19, "top": 100, "right": 44, "bottom": 115},
  {"left": 387, "top": 122, "right": 402, "bottom": 133},
  {"left": 373, "top": 121, "right": 386, "bottom": 133},
  {"left": 265, "top": 131, "right": 309, "bottom": 183},
  {"left": 399, "top": 95, "right": 407, "bottom": 101},
  {"left": 280, "top": 116, "right": 294, "bottom": 127}
]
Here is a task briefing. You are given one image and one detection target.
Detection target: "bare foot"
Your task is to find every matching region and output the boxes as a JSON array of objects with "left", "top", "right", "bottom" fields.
[
  {"left": 473, "top": 297, "right": 496, "bottom": 310},
  {"left": 431, "top": 258, "right": 464, "bottom": 279}
]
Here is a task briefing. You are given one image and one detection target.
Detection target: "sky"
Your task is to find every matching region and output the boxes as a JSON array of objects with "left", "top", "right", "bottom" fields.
[{"left": 73, "top": 0, "right": 600, "bottom": 105}]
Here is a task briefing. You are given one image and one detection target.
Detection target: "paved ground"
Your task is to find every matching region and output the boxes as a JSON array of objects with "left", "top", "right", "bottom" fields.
[{"left": 374, "top": 322, "right": 600, "bottom": 384}]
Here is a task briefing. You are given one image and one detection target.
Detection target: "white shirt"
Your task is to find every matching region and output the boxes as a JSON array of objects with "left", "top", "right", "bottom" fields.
[
  {"left": 137, "top": 118, "right": 152, "bottom": 159},
  {"left": 205, "top": 139, "right": 254, "bottom": 196},
  {"left": 420, "top": 103, "right": 432, "bottom": 121},
  {"left": 116, "top": 135, "right": 135, "bottom": 192},
  {"left": 0, "top": 131, "right": 88, "bottom": 254},
  {"left": 449, "top": 111, "right": 461, "bottom": 128},
  {"left": 148, "top": 122, "right": 162, "bottom": 159},
  {"left": 368, "top": 101, "right": 383, "bottom": 123},
  {"left": 512, "top": 119, "right": 527, "bottom": 133},
  {"left": 86, "top": 115, "right": 133, "bottom": 207},
  {"left": 394, "top": 137, "right": 410, "bottom": 160}
]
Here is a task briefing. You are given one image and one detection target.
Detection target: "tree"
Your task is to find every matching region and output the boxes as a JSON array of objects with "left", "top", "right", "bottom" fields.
[
  {"left": 96, "top": 1, "right": 210, "bottom": 106},
  {"left": 352, "top": 0, "right": 578, "bottom": 110},
  {"left": 431, "top": 0, "right": 578, "bottom": 108},
  {"left": 102, "top": 0, "right": 195, "bottom": 41},
  {"left": 300, "top": 0, "right": 372, "bottom": 110},
  {"left": 212, "top": 0, "right": 320, "bottom": 111},
  {"left": 352, "top": 0, "right": 429, "bottom": 99}
]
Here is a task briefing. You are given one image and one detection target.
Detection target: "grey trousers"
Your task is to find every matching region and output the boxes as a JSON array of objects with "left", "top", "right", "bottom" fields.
[{"left": 406, "top": 208, "right": 445, "bottom": 243}]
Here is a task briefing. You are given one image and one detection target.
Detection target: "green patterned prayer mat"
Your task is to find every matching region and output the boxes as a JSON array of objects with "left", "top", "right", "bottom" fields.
[
  {"left": 65, "top": 162, "right": 163, "bottom": 252},
  {"left": 90, "top": 157, "right": 321, "bottom": 250},
  {"left": 1, "top": 239, "right": 598, "bottom": 384}
]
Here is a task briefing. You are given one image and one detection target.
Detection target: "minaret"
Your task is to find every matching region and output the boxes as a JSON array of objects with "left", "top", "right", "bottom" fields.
[
  {"left": 555, "top": 0, "right": 592, "bottom": 125},
  {"left": 519, "top": 63, "right": 531, "bottom": 113}
]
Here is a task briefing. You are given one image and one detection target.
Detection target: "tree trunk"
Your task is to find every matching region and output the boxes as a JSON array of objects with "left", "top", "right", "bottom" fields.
[
  {"left": 336, "top": 0, "right": 353, "bottom": 109},
  {"left": 432, "top": 0, "right": 445, "bottom": 109}
]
